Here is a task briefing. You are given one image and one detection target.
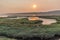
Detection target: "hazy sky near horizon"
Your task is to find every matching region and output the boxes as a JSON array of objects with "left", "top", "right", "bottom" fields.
[{"left": 0, "top": 0, "right": 60, "bottom": 13}]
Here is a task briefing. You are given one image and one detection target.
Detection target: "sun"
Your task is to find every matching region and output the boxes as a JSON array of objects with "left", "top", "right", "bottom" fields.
[{"left": 32, "top": 4, "right": 37, "bottom": 9}]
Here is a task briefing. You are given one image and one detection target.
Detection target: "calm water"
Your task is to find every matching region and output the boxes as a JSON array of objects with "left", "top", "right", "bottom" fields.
[
  {"left": 8, "top": 17, "right": 57, "bottom": 25},
  {"left": 39, "top": 18, "right": 57, "bottom": 25}
]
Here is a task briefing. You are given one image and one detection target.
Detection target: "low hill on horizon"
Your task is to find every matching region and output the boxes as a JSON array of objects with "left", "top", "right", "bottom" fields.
[{"left": 1, "top": 10, "right": 60, "bottom": 17}]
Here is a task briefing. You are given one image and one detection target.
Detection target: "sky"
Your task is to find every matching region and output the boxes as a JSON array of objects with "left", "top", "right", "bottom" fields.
[{"left": 0, "top": 0, "right": 60, "bottom": 13}]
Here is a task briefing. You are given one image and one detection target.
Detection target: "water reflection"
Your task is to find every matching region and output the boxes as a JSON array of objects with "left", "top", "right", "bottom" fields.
[{"left": 39, "top": 18, "right": 57, "bottom": 25}]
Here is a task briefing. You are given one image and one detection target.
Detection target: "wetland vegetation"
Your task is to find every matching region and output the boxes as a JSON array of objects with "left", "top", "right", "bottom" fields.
[{"left": 0, "top": 16, "right": 60, "bottom": 40}]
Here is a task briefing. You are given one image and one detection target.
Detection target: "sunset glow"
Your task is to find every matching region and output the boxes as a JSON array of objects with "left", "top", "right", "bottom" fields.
[
  {"left": 32, "top": 4, "right": 37, "bottom": 9},
  {"left": 0, "top": 0, "right": 60, "bottom": 13},
  {"left": 28, "top": 16, "right": 40, "bottom": 21}
]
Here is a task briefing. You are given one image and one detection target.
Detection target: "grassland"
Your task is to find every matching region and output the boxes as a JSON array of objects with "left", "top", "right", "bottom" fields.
[
  {"left": 0, "top": 37, "right": 16, "bottom": 40},
  {"left": 0, "top": 16, "right": 60, "bottom": 40}
]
